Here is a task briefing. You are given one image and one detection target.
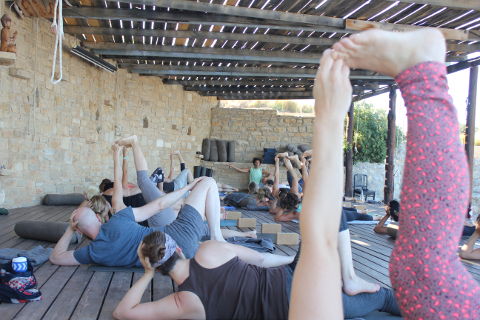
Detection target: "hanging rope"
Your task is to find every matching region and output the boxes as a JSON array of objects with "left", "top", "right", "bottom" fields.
[{"left": 50, "top": 0, "right": 63, "bottom": 84}]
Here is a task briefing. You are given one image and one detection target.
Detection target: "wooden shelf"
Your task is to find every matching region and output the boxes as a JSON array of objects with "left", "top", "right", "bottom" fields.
[{"left": 0, "top": 51, "right": 16, "bottom": 66}]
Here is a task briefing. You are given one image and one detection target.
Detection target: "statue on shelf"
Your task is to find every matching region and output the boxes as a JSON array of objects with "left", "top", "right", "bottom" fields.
[{"left": 1, "top": 14, "right": 17, "bottom": 53}]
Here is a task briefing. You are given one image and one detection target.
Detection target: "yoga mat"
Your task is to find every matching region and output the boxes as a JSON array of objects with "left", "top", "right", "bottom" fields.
[
  {"left": 227, "top": 141, "right": 235, "bottom": 162},
  {"left": 200, "top": 166, "right": 207, "bottom": 177},
  {"left": 205, "top": 168, "right": 213, "bottom": 177},
  {"left": 217, "top": 140, "right": 228, "bottom": 162},
  {"left": 220, "top": 220, "right": 238, "bottom": 227},
  {"left": 347, "top": 220, "right": 379, "bottom": 225},
  {"left": 201, "top": 138, "right": 211, "bottom": 161},
  {"left": 209, "top": 139, "right": 218, "bottom": 162},
  {"left": 193, "top": 166, "right": 202, "bottom": 179},
  {"left": 88, "top": 265, "right": 145, "bottom": 273},
  {"left": 223, "top": 206, "right": 236, "bottom": 211}
]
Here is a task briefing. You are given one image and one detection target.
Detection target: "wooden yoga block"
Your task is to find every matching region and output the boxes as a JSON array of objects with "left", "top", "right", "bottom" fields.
[
  {"left": 276, "top": 233, "right": 300, "bottom": 245},
  {"left": 354, "top": 204, "right": 367, "bottom": 211},
  {"left": 238, "top": 218, "right": 256, "bottom": 228},
  {"left": 225, "top": 211, "right": 242, "bottom": 220},
  {"left": 261, "top": 223, "right": 281, "bottom": 234},
  {"left": 342, "top": 201, "right": 353, "bottom": 208}
]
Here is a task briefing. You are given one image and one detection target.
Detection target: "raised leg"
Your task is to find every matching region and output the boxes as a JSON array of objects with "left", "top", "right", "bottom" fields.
[
  {"left": 184, "top": 177, "right": 225, "bottom": 241},
  {"left": 335, "top": 29, "right": 480, "bottom": 319}
]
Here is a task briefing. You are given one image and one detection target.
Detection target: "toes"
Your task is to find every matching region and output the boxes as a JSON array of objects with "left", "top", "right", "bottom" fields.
[{"left": 338, "top": 37, "right": 360, "bottom": 51}]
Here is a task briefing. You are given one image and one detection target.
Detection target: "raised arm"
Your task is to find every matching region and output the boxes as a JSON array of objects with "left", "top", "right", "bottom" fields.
[
  {"left": 167, "top": 153, "right": 174, "bottom": 180},
  {"left": 273, "top": 156, "right": 281, "bottom": 196},
  {"left": 122, "top": 147, "right": 129, "bottom": 189},
  {"left": 112, "top": 144, "right": 127, "bottom": 213},
  {"left": 373, "top": 212, "right": 391, "bottom": 235},
  {"left": 289, "top": 51, "right": 351, "bottom": 320}
]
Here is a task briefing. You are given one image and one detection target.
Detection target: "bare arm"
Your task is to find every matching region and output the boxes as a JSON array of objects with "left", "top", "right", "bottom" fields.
[
  {"left": 289, "top": 52, "right": 351, "bottom": 320},
  {"left": 373, "top": 213, "right": 391, "bottom": 234},
  {"left": 460, "top": 229, "right": 480, "bottom": 260},
  {"left": 49, "top": 214, "right": 80, "bottom": 266},
  {"left": 113, "top": 145, "right": 127, "bottom": 213},
  {"left": 167, "top": 153, "right": 174, "bottom": 180},
  {"left": 228, "top": 164, "right": 249, "bottom": 173},
  {"left": 273, "top": 157, "right": 280, "bottom": 196},
  {"left": 114, "top": 247, "right": 203, "bottom": 320},
  {"left": 122, "top": 148, "right": 129, "bottom": 189}
]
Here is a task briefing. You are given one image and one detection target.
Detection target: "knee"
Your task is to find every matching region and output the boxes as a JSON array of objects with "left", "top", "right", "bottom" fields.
[{"left": 200, "top": 177, "right": 216, "bottom": 187}]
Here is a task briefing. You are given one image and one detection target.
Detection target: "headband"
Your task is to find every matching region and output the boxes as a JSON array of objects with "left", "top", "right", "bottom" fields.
[{"left": 152, "top": 233, "right": 178, "bottom": 267}]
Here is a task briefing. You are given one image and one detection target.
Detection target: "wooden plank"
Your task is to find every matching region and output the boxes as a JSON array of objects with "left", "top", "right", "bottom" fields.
[
  {"left": 70, "top": 271, "right": 114, "bottom": 320},
  {"left": 152, "top": 274, "right": 175, "bottom": 301},
  {"left": 41, "top": 265, "right": 93, "bottom": 319},
  {"left": 346, "top": 18, "right": 469, "bottom": 41},
  {"left": 128, "top": 0, "right": 345, "bottom": 28},
  {"left": 384, "top": 86, "right": 396, "bottom": 204},
  {"left": 64, "top": 26, "right": 337, "bottom": 46},
  {"left": 98, "top": 272, "right": 133, "bottom": 320},
  {"left": 13, "top": 266, "right": 78, "bottom": 320},
  {"left": 386, "top": 0, "right": 480, "bottom": 11},
  {"left": 345, "top": 102, "right": 354, "bottom": 197}
]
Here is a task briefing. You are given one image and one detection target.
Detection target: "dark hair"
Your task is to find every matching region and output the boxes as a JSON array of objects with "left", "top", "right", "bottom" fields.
[
  {"left": 256, "top": 187, "right": 274, "bottom": 202},
  {"left": 248, "top": 182, "right": 257, "bottom": 194},
  {"left": 279, "top": 192, "right": 300, "bottom": 212},
  {"left": 99, "top": 179, "right": 113, "bottom": 192},
  {"left": 265, "top": 179, "right": 274, "bottom": 186},
  {"left": 142, "top": 231, "right": 180, "bottom": 275},
  {"left": 389, "top": 200, "right": 400, "bottom": 222},
  {"left": 252, "top": 157, "right": 262, "bottom": 165}
]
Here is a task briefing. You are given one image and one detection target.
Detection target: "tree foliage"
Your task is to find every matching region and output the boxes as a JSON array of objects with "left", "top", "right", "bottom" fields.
[{"left": 347, "top": 101, "right": 405, "bottom": 164}]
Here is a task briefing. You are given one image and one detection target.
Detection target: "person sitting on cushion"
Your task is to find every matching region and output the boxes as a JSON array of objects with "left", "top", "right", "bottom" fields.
[{"left": 227, "top": 157, "right": 268, "bottom": 187}]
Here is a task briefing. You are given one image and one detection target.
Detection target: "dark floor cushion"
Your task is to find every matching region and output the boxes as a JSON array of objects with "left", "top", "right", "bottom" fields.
[
  {"left": 15, "top": 221, "right": 82, "bottom": 244},
  {"left": 42, "top": 193, "right": 85, "bottom": 206}
]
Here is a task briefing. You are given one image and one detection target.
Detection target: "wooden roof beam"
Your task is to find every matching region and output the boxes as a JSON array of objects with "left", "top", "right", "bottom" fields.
[
  {"left": 126, "top": 64, "right": 392, "bottom": 81},
  {"left": 163, "top": 79, "right": 315, "bottom": 87},
  {"left": 385, "top": 0, "right": 480, "bottom": 11},
  {"left": 121, "top": 0, "right": 344, "bottom": 27},
  {"left": 85, "top": 43, "right": 321, "bottom": 64},
  {"left": 65, "top": 26, "right": 336, "bottom": 47}
]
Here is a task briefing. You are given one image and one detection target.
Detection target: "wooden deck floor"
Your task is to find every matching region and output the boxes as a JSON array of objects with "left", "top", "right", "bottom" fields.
[{"left": 1, "top": 204, "right": 479, "bottom": 320}]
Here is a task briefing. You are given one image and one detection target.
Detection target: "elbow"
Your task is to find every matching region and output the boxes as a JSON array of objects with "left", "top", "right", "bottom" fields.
[
  {"left": 112, "top": 308, "right": 124, "bottom": 320},
  {"left": 49, "top": 254, "right": 59, "bottom": 265}
]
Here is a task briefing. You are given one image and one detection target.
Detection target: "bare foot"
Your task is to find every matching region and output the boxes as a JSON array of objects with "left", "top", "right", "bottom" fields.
[
  {"left": 276, "top": 152, "right": 289, "bottom": 159},
  {"left": 343, "top": 276, "right": 381, "bottom": 296},
  {"left": 288, "top": 155, "right": 303, "bottom": 169},
  {"left": 332, "top": 28, "right": 445, "bottom": 77},
  {"left": 245, "top": 230, "right": 257, "bottom": 238},
  {"left": 116, "top": 135, "right": 138, "bottom": 147}
]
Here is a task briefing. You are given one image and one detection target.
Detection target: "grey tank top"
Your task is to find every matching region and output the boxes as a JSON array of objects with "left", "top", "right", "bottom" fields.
[{"left": 179, "top": 256, "right": 289, "bottom": 320}]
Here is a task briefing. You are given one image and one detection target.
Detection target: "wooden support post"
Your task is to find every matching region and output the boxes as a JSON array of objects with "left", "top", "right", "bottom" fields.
[
  {"left": 344, "top": 102, "right": 354, "bottom": 197},
  {"left": 384, "top": 86, "right": 397, "bottom": 204},
  {"left": 465, "top": 66, "right": 478, "bottom": 196}
]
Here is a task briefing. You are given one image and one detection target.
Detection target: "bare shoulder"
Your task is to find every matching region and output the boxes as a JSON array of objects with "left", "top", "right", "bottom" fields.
[{"left": 195, "top": 241, "right": 237, "bottom": 268}]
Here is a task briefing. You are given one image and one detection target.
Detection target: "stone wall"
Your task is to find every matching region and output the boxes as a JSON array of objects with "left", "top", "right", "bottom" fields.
[
  {"left": 210, "top": 108, "right": 314, "bottom": 162},
  {"left": 0, "top": 16, "right": 217, "bottom": 208}
]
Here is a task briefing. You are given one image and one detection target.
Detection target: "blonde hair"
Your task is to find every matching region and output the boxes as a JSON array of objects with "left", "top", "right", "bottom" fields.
[{"left": 89, "top": 195, "right": 110, "bottom": 222}]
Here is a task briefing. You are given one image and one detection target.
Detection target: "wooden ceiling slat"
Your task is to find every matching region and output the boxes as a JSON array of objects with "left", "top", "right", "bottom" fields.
[{"left": 386, "top": 0, "right": 480, "bottom": 11}]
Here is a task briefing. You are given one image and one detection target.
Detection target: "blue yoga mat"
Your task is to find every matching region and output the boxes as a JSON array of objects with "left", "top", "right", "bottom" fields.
[{"left": 223, "top": 206, "right": 236, "bottom": 211}]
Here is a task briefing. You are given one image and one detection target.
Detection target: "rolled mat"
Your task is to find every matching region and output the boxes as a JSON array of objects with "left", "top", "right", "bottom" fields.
[
  {"left": 209, "top": 139, "right": 218, "bottom": 162},
  {"left": 200, "top": 166, "right": 207, "bottom": 177},
  {"left": 201, "top": 138, "right": 211, "bottom": 161},
  {"left": 217, "top": 140, "right": 228, "bottom": 162},
  {"left": 42, "top": 193, "right": 85, "bottom": 206},
  {"left": 205, "top": 168, "right": 213, "bottom": 177},
  {"left": 15, "top": 221, "right": 83, "bottom": 244},
  {"left": 193, "top": 166, "right": 202, "bottom": 179},
  {"left": 227, "top": 141, "right": 236, "bottom": 162}
]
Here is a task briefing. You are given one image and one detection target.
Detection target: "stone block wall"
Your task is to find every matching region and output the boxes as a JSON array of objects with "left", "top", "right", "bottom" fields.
[
  {"left": 210, "top": 108, "right": 314, "bottom": 162},
  {"left": 0, "top": 16, "right": 217, "bottom": 208}
]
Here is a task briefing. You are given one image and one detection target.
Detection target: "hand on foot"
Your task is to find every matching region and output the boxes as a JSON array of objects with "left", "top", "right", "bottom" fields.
[
  {"left": 332, "top": 28, "right": 445, "bottom": 77},
  {"left": 313, "top": 49, "right": 352, "bottom": 121},
  {"left": 116, "top": 135, "right": 138, "bottom": 147}
]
